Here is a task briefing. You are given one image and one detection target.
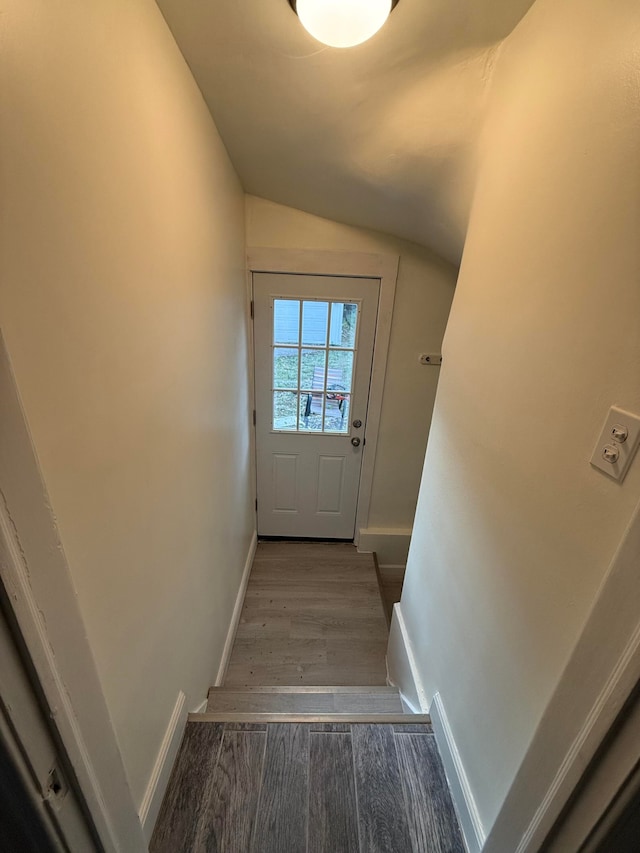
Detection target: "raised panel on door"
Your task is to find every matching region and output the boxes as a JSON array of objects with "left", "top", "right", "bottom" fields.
[
  {"left": 316, "top": 455, "right": 346, "bottom": 514},
  {"left": 254, "top": 273, "right": 379, "bottom": 539},
  {"left": 272, "top": 454, "right": 298, "bottom": 512}
]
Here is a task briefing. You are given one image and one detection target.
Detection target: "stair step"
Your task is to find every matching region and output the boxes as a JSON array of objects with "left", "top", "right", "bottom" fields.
[
  {"left": 207, "top": 685, "right": 404, "bottom": 715},
  {"left": 189, "top": 712, "right": 432, "bottom": 725}
]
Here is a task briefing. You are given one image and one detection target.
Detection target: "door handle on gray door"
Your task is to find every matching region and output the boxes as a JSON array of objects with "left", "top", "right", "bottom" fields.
[
  {"left": 351, "top": 437, "right": 361, "bottom": 447},
  {"left": 352, "top": 419, "right": 362, "bottom": 428}
]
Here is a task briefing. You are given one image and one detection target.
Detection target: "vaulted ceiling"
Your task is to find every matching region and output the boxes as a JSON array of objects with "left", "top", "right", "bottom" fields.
[{"left": 156, "top": 0, "right": 536, "bottom": 263}]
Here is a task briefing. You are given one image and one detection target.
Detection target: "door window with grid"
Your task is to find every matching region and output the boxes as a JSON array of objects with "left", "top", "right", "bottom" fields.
[{"left": 272, "top": 298, "right": 359, "bottom": 433}]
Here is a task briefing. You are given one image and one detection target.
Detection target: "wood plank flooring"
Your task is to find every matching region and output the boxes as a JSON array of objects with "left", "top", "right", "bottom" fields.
[
  {"left": 195, "top": 730, "right": 265, "bottom": 853},
  {"left": 150, "top": 724, "right": 224, "bottom": 853},
  {"left": 352, "top": 723, "right": 414, "bottom": 853},
  {"left": 224, "top": 542, "right": 389, "bottom": 687},
  {"left": 254, "top": 724, "right": 309, "bottom": 852},
  {"left": 308, "top": 731, "right": 359, "bottom": 853},
  {"left": 151, "top": 721, "right": 465, "bottom": 853}
]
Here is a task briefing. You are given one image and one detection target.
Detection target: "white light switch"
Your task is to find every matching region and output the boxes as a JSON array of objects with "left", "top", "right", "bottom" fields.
[{"left": 590, "top": 406, "right": 640, "bottom": 482}]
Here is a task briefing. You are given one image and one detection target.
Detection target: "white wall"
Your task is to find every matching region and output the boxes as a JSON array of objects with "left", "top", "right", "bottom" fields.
[
  {"left": 399, "top": 0, "right": 640, "bottom": 837},
  {"left": 246, "top": 196, "right": 457, "bottom": 560},
  {"left": 0, "top": 0, "right": 253, "bottom": 809}
]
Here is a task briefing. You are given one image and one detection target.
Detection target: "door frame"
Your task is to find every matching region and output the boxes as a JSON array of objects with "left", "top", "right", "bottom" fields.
[
  {"left": 0, "top": 333, "right": 146, "bottom": 853},
  {"left": 544, "top": 677, "right": 640, "bottom": 851},
  {"left": 0, "top": 596, "right": 98, "bottom": 851},
  {"left": 246, "top": 248, "right": 399, "bottom": 543},
  {"left": 482, "top": 496, "right": 640, "bottom": 853}
]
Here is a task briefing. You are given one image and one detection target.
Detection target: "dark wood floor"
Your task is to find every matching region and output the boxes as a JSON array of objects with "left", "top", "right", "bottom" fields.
[{"left": 151, "top": 721, "right": 465, "bottom": 853}]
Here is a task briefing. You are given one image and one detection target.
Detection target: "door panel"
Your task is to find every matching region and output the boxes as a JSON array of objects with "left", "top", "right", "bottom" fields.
[
  {"left": 273, "top": 454, "right": 298, "bottom": 511},
  {"left": 254, "top": 273, "right": 379, "bottom": 538},
  {"left": 316, "top": 455, "right": 345, "bottom": 513}
]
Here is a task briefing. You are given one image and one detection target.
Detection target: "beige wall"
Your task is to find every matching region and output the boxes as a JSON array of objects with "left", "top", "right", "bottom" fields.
[
  {"left": 401, "top": 0, "right": 640, "bottom": 835},
  {"left": 246, "top": 196, "right": 457, "bottom": 552},
  {"left": 0, "top": 0, "right": 253, "bottom": 807}
]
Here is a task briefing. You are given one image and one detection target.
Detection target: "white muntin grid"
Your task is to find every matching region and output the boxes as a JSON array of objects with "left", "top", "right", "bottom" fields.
[{"left": 270, "top": 296, "right": 361, "bottom": 434}]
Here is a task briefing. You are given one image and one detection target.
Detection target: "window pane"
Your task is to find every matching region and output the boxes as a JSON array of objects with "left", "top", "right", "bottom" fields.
[
  {"left": 273, "top": 347, "right": 298, "bottom": 390},
  {"left": 330, "top": 302, "right": 358, "bottom": 349},
  {"left": 302, "top": 301, "right": 328, "bottom": 346},
  {"left": 324, "top": 393, "right": 350, "bottom": 433},
  {"left": 327, "top": 350, "right": 353, "bottom": 393},
  {"left": 300, "top": 349, "right": 326, "bottom": 391},
  {"left": 273, "top": 391, "right": 298, "bottom": 431},
  {"left": 274, "top": 300, "right": 300, "bottom": 345},
  {"left": 299, "top": 392, "right": 323, "bottom": 431}
]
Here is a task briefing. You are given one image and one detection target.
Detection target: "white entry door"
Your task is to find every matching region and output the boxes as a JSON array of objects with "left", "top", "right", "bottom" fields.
[{"left": 254, "top": 272, "right": 380, "bottom": 538}]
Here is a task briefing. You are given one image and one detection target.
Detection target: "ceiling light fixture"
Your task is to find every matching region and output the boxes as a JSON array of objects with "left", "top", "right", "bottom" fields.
[{"left": 289, "top": 0, "right": 400, "bottom": 49}]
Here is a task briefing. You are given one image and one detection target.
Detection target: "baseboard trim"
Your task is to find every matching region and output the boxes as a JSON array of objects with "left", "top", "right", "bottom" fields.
[
  {"left": 431, "top": 692, "right": 486, "bottom": 853},
  {"left": 192, "top": 698, "right": 208, "bottom": 715},
  {"left": 214, "top": 530, "right": 258, "bottom": 687},
  {"left": 139, "top": 690, "right": 187, "bottom": 841},
  {"left": 358, "top": 527, "right": 412, "bottom": 567},
  {"left": 396, "top": 688, "right": 423, "bottom": 715},
  {"left": 386, "top": 602, "right": 428, "bottom": 713}
]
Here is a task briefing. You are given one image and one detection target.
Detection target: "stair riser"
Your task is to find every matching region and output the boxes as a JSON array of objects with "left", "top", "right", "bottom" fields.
[
  {"left": 189, "top": 713, "right": 432, "bottom": 724},
  {"left": 207, "top": 685, "right": 405, "bottom": 715},
  {"left": 208, "top": 685, "right": 399, "bottom": 694},
  {"left": 206, "top": 694, "right": 403, "bottom": 714}
]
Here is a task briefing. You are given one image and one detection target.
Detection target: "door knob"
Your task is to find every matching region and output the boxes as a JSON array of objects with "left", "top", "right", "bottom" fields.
[
  {"left": 351, "top": 437, "right": 361, "bottom": 447},
  {"left": 352, "top": 419, "right": 362, "bottom": 428}
]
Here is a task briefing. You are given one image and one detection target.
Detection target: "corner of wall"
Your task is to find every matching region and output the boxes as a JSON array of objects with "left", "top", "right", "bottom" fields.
[
  {"left": 430, "top": 692, "right": 486, "bottom": 853},
  {"left": 139, "top": 691, "right": 188, "bottom": 842},
  {"left": 214, "top": 529, "right": 258, "bottom": 686},
  {"left": 137, "top": 517, "right": 258, "bottom": 838},
  {"left": 386, "top": 602, "right": 428, "bottom": 713},
  {"left": 357, "top": 527, "right": 412, "bottom": 567}
]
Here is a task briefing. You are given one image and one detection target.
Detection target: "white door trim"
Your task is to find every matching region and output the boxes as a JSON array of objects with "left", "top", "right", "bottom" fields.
[
  {"left": 0, "top": 604, "right": 95, "bottom": 851},
  {"left": 0, "top": 333, "right": 146, "bottom": 853},
  {"left": 246, "top": 248, "right": 399, "bottom": 541},
  {"left": 483, "top": 497, "right": 640, "bottom": 852}
]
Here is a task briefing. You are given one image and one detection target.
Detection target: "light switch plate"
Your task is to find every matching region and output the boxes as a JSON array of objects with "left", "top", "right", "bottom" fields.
[{"left": 590, "top": 406, "right": 640, "bottom": 482}]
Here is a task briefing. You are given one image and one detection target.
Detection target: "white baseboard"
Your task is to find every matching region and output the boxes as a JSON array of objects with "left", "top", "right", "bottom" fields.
[
  {"left": 357, "top": 527, "right": 412, "bottom": 566},
  {"left": 192, "top": 698, "right": 208, "bottom": 715},
  {"left": 139, "top": 690, "right": 187, "bottom": 842},
  {"left": 397, "top": 689, "right": 423, "bottom": 715},
  {"left": 215, "top": 530, "right": 257, "bottom": 687},
  {"left": 430, "top": 692, "right": 486, "bottom": 853},
  {"left": 386, "top": 602, "right": 428, "bottom": 713},
  {"left": 138, "top": 575, "right": 252, "bottom": 844}
]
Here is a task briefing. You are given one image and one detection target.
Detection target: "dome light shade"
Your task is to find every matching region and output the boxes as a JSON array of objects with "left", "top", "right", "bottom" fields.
[{"left": 291, "top": 0, "right": 395, "bottom": 49}]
